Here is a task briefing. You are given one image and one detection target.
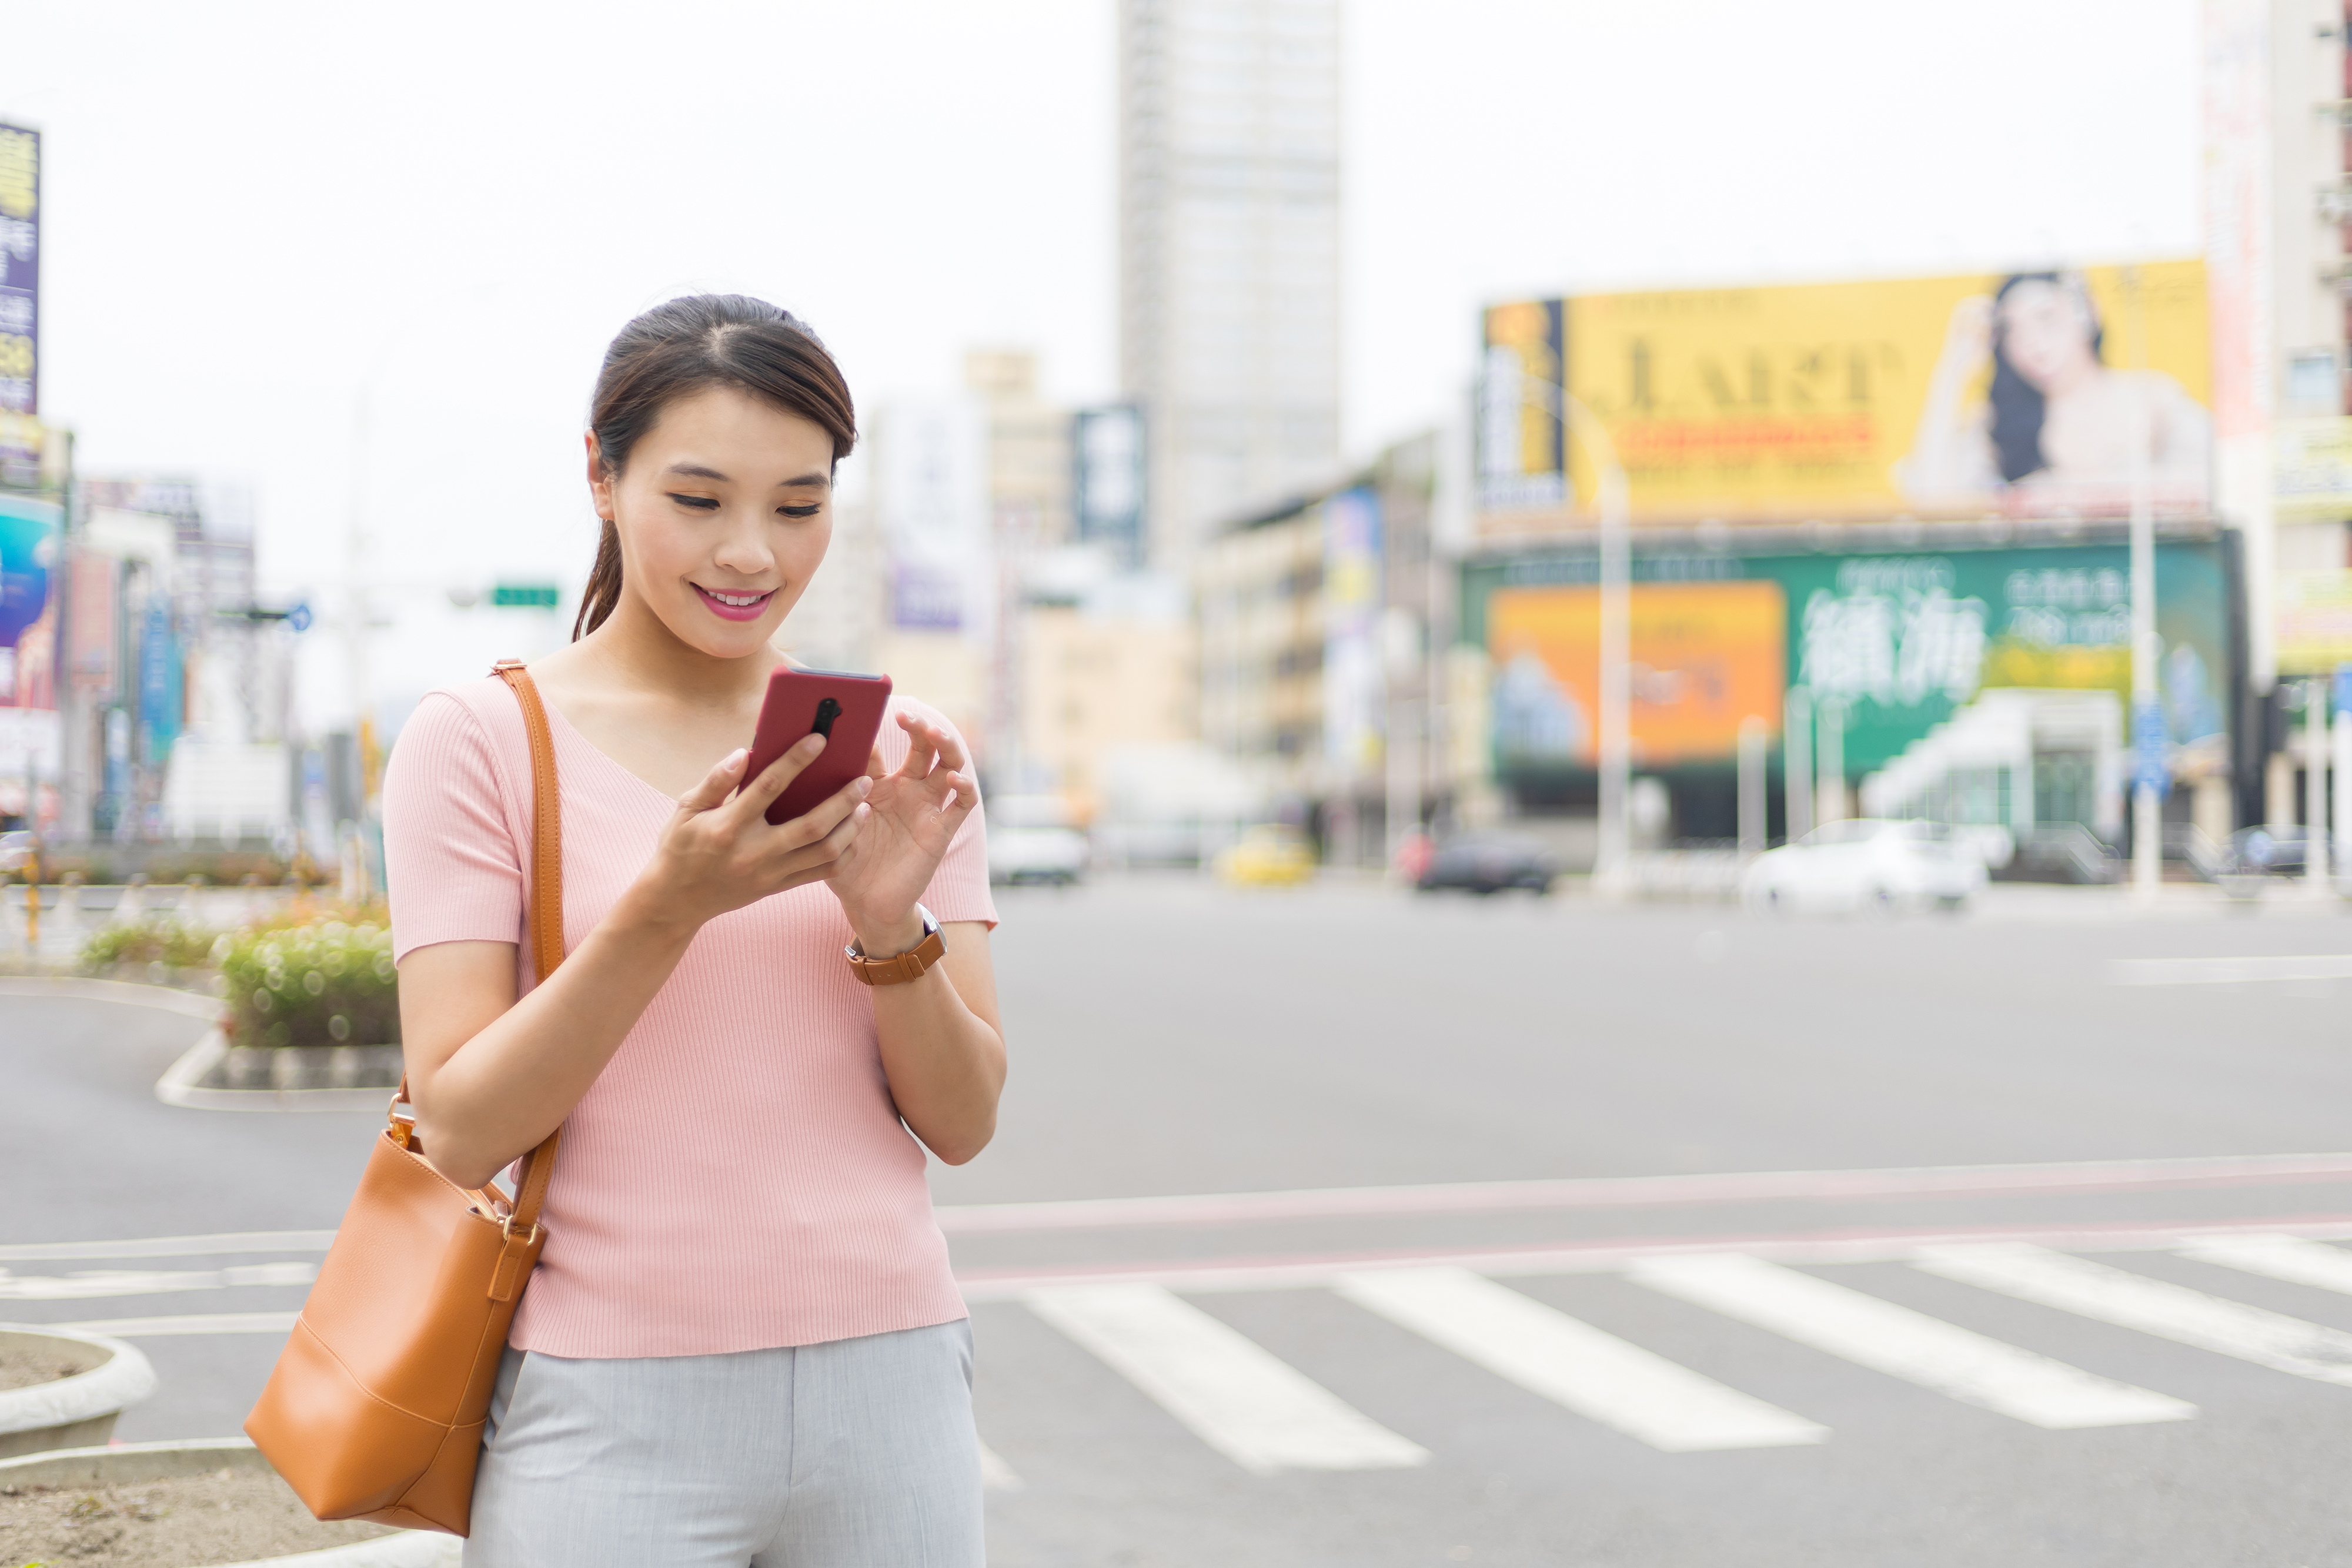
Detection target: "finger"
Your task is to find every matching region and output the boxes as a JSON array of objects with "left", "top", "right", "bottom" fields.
[
  {"left": 936, "top": 768, "right": 980, "bottom": 815},
  {"left": 677, "top": 748, "right": 750, "bottom": 813},
  {"left": 867, "top": 741, "right": 886, "bottom": 781},
  {"left": 733, "top": 732, "right": 829, "bottom": 819},
  {"left": 898, "top": 719, "right": 943, "bottom": 782},
  {"left": 772, "top": 802, "right": 868, "bottom": 892},
  {"left": 928, "top": 723, "right": 969, "bottom": 776},
  {"left": 771, "top": 772, "right": 871, "bottom": 849}
]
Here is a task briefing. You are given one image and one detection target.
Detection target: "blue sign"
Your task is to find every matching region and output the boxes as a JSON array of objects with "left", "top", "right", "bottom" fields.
[
  {"left": 2334, "top": 662, "right": 2352, "bottom": 718},
  {"left": 0, "top": 490, "right": 54, "bottom": 650},
  {"left": 2132, "top": 694, "right": 2170, "bottom": 798},
  {"left": 138, "top": 598, "right": 179, "bottom": 763},
  {"left": 288, "top": 600, "right": 312, "bottom": 633}
]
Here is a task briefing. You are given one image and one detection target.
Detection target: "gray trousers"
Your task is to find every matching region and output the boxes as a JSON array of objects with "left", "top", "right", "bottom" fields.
[{"left": 462, "top": 1319, "right": 985, "bottom": 1568}]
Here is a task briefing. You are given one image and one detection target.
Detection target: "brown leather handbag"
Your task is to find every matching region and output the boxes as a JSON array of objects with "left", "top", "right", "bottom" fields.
[{"left": 245, "top": 660, "right": 566, "bottom": 1535}]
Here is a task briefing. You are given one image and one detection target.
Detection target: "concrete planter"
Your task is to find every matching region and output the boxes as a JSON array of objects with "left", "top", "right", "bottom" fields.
[
  {"left": 158, "top": 1028, "right": 402, "bottom": 1112},
  {"left": 216, "top": 1042, "right": 405, "bottom": 1092},
  {"left": 0, "top": 1439, "right": 458, "bottom": 1565},
  {"left": 0, "top": 1323, "right": 157, "bottom": 1459}
]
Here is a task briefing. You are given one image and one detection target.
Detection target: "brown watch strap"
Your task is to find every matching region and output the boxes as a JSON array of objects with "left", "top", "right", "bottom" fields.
[{"left": 848, "top": 924, "right": 947, "bottom": 987}]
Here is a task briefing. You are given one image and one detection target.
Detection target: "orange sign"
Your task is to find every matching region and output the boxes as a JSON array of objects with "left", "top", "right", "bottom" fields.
[{"left": 1487, "top": 580, "right": 1787, "bottom": 765}]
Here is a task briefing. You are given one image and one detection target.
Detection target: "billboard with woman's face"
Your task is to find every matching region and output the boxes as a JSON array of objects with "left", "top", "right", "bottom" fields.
[{"left": 1478, "top": 260, "right": 2212, "bottom": 531}]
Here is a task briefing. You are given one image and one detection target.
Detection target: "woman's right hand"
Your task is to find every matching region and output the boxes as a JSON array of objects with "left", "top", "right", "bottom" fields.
[
  {"left": 640, "top": 735, "right": 872, "bottom": 928},
  {"left": 1936, "top": 295, "right": 1994, "bottom": 380}
]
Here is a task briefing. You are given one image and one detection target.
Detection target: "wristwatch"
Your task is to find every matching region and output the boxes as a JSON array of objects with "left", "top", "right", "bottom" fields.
[{"left": 846, "top": 903, "right": 946, "bottom": 987}]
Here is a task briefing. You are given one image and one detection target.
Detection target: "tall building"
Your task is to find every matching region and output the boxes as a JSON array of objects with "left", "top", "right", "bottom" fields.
[{"left": 1119, "top": 0, "right": 1341, "bottom": 573}]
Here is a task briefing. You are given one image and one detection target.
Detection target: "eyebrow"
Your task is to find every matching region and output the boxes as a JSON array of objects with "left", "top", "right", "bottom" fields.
[{"left": 662, "top": 462, "right": 830, "bottom": 490}]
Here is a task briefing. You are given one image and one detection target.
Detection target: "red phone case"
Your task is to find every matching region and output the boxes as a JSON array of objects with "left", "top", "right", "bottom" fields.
[{"left": 741, "top": 668, "right": 894, "bottom": 826}]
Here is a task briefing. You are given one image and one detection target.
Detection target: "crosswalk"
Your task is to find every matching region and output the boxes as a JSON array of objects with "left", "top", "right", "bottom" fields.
[
  {"left": 31, "top": 1228, "right": 2352, "bottom": 1477},
  {"left": 1015, "top": 1236, "right": 2352, "bottom": 1472}
]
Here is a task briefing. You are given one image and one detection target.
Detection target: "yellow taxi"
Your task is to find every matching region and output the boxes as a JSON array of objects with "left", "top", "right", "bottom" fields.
[{"left": 1212, "top": 824, "right": 1318, "bottom": 887}]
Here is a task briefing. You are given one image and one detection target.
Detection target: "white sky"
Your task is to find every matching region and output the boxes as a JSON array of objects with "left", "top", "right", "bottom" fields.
[{"left": 5, "top": 0, "right": 2201, "bottom": 732}]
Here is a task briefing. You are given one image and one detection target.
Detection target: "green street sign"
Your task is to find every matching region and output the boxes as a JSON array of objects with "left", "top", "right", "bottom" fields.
[{"left": 491, "top": 583, "right": 561, "bottom": 609}]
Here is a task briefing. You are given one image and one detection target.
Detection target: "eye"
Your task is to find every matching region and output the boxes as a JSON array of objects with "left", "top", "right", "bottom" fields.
[
  {"left": 779, "top": 504, "right": 823, "bottom": 519},
  {"left": 666, "top": 493, "right": 720, "bottom": 511}
]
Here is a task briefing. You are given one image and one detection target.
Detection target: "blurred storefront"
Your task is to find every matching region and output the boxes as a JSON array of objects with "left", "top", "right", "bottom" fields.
[{"left": 1458, "top": 529, "right": 2241, "bottom": 866}]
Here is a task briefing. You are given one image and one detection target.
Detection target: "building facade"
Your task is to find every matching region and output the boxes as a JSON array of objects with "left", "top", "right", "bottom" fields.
[{"left": 1119, "top": 0, "right": 1341, "bottom": 573}]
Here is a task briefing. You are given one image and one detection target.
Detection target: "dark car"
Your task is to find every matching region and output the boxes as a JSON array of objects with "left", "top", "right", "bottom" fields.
[{"left": 1415, "top": 833, "right": 1558, "bottom": 895}]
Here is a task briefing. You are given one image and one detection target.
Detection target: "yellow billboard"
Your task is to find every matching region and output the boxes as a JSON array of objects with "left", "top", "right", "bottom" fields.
[
  {"left": 1479, "top": 260, "right": 2212, "bottom": 530},
  {"left": 1486, "top": 580, "right": 1787, "bottom": 767}
]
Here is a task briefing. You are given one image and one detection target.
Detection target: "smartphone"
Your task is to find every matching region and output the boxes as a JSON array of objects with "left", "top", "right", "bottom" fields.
[{"left": 740, "top": 667, "right": 894, "bottom": 826}]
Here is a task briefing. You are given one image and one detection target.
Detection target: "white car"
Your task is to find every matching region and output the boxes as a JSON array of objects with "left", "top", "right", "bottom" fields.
[
  {"left": 986, "top": 795, "right": 1090, "bottom": 887},
  {"left": 1740, "top": 819, "right": 1987, "bottom": 914}
]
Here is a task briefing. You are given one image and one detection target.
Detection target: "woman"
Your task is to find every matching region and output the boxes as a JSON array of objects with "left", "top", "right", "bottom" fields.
[
  {"left": 1900, "top": 270, "right": 2211, "bottom": 509},
  {"left": 383, "top": 295, "right": 1004, "bottom": 1567}
]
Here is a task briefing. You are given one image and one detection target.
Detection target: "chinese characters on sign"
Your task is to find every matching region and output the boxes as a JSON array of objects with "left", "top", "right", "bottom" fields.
[{"left": 0, "top": 123, "right": 36, "bottom": 417}]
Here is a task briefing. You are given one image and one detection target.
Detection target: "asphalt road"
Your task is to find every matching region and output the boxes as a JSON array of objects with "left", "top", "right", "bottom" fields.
[{"left": 9, "top": 878, "right": 2352, "bottom": 1566}]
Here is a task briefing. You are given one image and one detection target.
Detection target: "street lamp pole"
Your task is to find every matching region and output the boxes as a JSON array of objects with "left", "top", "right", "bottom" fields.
[
  {"left": 1503, "top": 371, "right": 1633, "bottom": 892},
  {"left": 1569, "top": 400, "right": 1633, "bottom": 894},
  {"left": 2124, "top": 266, "right": 2162, "bottom": 903}
]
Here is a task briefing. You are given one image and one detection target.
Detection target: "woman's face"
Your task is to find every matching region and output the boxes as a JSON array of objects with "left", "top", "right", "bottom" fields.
[
  {"left": 1997, "top": 280, "right": 2100, "bottom": 393},
  {"left": 589, "top": 385, "right": 834, "bottom": 660}
]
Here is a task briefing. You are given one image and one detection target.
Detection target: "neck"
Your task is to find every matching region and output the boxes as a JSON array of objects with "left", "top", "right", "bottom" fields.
[
  {"left": 580, "top": 591, "right": 777, "bottom": 711},
  {"left": 2038, "top": 356, "right": 2100, "bottom": 401}
]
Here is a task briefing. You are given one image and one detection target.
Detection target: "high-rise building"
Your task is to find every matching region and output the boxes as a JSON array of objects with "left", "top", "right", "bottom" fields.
[{"left": 1119, "top": 0, "right": 1341, "bottom": 573}]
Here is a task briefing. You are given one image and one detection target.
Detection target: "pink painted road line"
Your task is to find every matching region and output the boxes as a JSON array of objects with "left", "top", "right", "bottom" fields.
[
  {"left": 948, "top": 1212, "right": 2352, "bottom": 1302},
  {"left": 933, "top": 1153, "right": 2352, "bottom": 1235}
]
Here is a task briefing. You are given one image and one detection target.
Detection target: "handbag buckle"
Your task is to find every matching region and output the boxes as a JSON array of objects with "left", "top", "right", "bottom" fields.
[{"left": 502, "top": 1213, "right": 539, "bottom": 1246}]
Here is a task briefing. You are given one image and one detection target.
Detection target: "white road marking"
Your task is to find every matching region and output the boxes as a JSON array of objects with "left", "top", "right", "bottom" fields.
[
  {"left": 1916, "top": 1242, "right": 2352, "bottom": 1388},
  {"left": 2108, "top": 955, "right": 2352, "bottom": 986},
  {"left": 2181, "top": 1235, "right": 2352, "bottom": 1296},
  {"left": 0, "top": 1231, "right": 337, "bottom": 1262},
  {"left": 61, "top": 1310, "right": 299, "bottom": 1336},
  {"left": 976, "top": 1440, "right": 1023, "bottom": 1491},
  {"left": 1024, "top": 1282, "right": 1429, "bottom": 1474},
  {"left": 1631, "top": 1253, "right": 2192, "bottom": 1430},
  {"left": 1335, "top": 1265, "right": 1825, "bottom": 1452},
  {"left": 0, "top": 1262, "right": 316, "bottom": 1300},
  {"left": 952, "top": 1215, "right": 2352, "bottom": 1301},
  {"left": 936, "top": 1151, "right": 2352, "bottom": 1233}
]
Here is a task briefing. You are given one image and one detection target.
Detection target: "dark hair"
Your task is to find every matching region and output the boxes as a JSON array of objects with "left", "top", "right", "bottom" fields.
[
  {"left": 574, "top": 295, "right": 857, "bottom": 639},
  {"left": 1986, "top": 271, "right": 2103, "bottom": 485}
]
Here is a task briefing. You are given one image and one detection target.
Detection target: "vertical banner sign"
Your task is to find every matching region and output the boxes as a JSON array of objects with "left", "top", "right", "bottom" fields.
[
  {"left": 0, "top": 123, "right": 35, "bottom": 416},
  {"left": 1322, "top": 487, "right": 1384, "bottom": 777},
  {"left": 1479, "top": 299, "right": 1566, "bottom": 511}
]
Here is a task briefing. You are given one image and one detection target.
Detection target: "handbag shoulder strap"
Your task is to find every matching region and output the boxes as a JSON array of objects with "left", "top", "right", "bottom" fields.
[
  {"left": 489, "top": 658, "right": 563, "bottom": 1238},
  {"left": 386, "top": 660, "right": 564, "bottom": 1236},
  {"left": 492, "top": 660, "right": 566, "bottom": 986}
]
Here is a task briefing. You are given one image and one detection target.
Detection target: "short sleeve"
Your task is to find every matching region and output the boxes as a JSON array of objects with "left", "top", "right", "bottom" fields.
[
  {"left": 881, "top": 697, "right": 998, "bottom": 930},
  {"left": 384, "top": 691, "right": 527, "bottom": 963}
]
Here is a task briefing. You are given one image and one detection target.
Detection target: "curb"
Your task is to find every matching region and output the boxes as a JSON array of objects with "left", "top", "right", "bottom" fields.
[
  {"left": 0, "top": 1439, "right": 460, "bottom": 1566},
  {"left": 0, "top": 1324, "right": 156, "bottom": 1456},
  {"left": 0, "top": 974, "right": 223, "bottom": 1019},
  {"left": 156, "top": 1029, "right": 395, "bottom": 1114}
]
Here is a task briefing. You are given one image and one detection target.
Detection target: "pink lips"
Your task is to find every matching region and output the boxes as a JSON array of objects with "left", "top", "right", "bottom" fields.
[{"left": 693, "top": 584, "right": 774, "bottom": 623}]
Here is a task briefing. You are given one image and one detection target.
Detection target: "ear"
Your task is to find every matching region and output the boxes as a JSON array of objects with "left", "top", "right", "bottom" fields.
[{"left": 586, "top": 432, "right": 615, "bottom": 521}]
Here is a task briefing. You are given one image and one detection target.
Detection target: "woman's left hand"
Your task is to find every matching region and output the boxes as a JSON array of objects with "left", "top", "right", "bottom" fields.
[{"left": 827, "top": 711, "right": 980, "bottom": 954}]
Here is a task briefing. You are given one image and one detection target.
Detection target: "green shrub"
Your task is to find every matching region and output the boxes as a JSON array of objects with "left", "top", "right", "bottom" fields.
[
  {"left": 78, "top": 917, "right": 225, "bottom": 972},
  {"left": 220, "top": 918, "right": 400, "bottom": 1048}
]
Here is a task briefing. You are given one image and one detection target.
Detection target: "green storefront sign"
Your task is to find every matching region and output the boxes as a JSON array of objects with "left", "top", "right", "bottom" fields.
[{"left": 1462, "top": 536, "right": 2234, "bottom": 781}]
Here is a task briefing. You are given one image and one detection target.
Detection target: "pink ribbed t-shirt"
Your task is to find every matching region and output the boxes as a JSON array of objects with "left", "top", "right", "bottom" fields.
[{"left": 382, "top": 675, "right": 995, "bottom": 1359}]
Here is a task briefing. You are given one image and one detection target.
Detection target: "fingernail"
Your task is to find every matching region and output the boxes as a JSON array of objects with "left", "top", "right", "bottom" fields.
[
  {"left": 854, "top": 776, "right": 873, "bottom": 796},
  {"left": 723, "top": 748, "right": 747, "bottom": 770}
]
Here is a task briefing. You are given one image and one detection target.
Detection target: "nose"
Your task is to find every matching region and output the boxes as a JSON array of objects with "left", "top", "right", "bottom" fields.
[{"left": 710, "top": 508, "right": 776, "bottom": 580}]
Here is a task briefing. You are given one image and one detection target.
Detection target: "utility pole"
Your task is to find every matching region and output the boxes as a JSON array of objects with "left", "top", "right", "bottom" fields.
[
  {"left": 2126, "top": 265, "right": 2163, "bottom": 902},
  {"left": 1502, "top": 369, "right": 1634, "bottom": 893}
]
